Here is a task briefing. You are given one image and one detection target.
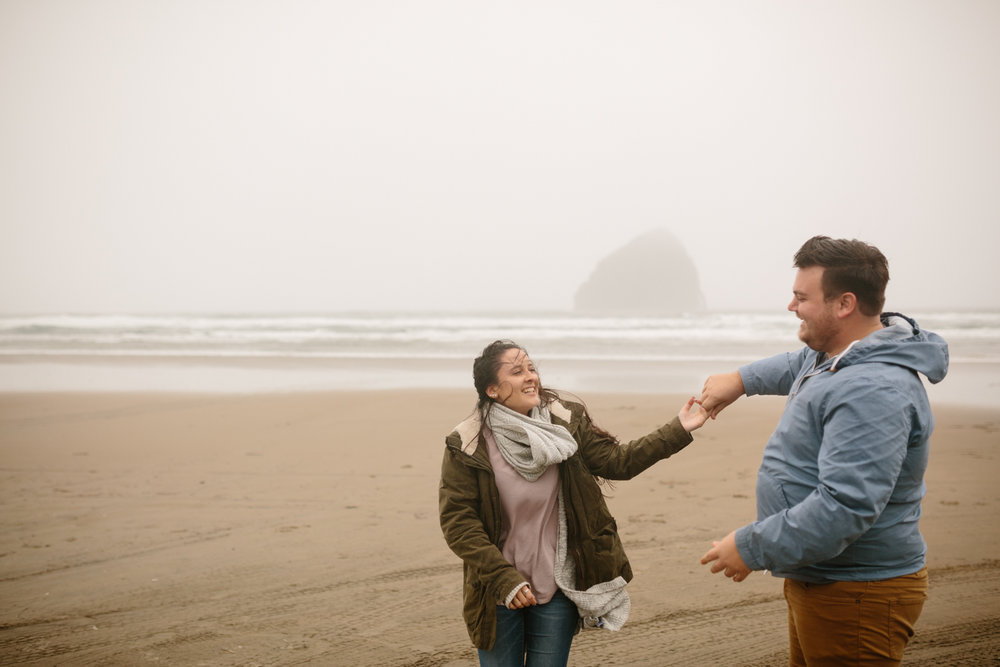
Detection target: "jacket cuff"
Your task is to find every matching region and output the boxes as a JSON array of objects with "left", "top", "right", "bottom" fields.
[
  {"left": 737, "top": 366, "right": 759, "bottom": 396},
  {"left": 491, "top": 568, "right": 529, "bottom": 607},
  {"left": 660, "top": 416, "right": 694, "bottom": 455},
  {"left": 734, "top": 524, "right": 765, "bottom": 571}
]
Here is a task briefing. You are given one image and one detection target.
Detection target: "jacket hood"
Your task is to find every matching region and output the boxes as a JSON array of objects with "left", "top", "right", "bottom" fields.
[{"left": 831, "top": 312, "right": 949, "bottom": 384}]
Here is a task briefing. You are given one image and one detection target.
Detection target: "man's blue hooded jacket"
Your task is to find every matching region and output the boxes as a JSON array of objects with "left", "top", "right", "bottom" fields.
[{"left": 734, "top": 313, "right": 949, "bottom": 582}]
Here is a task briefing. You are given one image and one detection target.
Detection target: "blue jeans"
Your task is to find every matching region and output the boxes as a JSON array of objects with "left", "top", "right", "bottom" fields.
[{"left": 478, "top": 590, "right": 578, "bottom": 667}]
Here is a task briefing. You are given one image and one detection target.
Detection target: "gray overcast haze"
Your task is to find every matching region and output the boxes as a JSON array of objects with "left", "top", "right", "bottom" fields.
[{"left": 2, "top": 1, "right": 998, "bottom": 314}]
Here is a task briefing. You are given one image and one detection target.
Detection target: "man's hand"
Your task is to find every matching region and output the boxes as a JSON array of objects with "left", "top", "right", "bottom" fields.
[
  {"left": 699, "top": 371, "right": 745, "bottom": 419},
  {"left": 700, "top": 530, "right": 752, "bottom": 582}
]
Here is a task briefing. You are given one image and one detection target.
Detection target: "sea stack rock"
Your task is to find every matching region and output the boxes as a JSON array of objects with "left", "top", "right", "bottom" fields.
[{"left": 574, "top": 228, "right": 706, "bottom": 316}]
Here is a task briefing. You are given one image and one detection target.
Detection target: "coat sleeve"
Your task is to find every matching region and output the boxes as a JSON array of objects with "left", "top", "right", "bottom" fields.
[
  {"left": 734, "top": 379, "right": 914, "bottom": 571},
  {"left": 574, "top": 409, "right": 693, "bottom": 481},
  {"left": 438, "top": 445, "right": 526, "bottom": 605},
  {"left": 740, "top": 349, "right": 810, "bottom": 397}
]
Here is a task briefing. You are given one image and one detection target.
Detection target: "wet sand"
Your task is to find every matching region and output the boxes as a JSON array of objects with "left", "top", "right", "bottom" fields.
[{"left": 0, "top": 390, "right": 997, "bottom": 665}]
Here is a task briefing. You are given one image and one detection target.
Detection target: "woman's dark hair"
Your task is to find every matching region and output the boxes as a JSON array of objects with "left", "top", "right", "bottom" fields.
[{"left": 793, "top": 235, "right": 889, "bottom": 316}]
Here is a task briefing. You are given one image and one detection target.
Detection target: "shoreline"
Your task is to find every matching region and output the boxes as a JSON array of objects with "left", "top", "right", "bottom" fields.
[{"left": 0, "top": 354, "right": 996, "bottom": 406}]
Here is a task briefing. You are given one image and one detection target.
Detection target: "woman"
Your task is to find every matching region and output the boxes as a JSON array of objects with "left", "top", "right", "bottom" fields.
[{"left": 439, "top": 340, "right": 708, "bottom": 666}]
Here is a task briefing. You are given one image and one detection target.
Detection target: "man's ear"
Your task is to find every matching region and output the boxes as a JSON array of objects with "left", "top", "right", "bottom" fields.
[{"left": 836, "top": 292, "right": 858, "bottom": 319}]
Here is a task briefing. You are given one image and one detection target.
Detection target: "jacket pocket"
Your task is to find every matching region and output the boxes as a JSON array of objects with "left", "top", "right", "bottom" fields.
[{"left": 756, "top": 470, "right": 792, "bottom": 516}]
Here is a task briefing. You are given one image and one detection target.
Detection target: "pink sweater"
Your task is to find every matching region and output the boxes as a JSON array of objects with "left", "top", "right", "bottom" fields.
[{"left": 484, "top": 429, "right": 560, "bottom": 605}]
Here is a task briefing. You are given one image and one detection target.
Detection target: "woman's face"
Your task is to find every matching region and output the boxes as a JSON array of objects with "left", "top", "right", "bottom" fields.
[{"left": 488, "top": 348, "right": 541, "bottom": 416}]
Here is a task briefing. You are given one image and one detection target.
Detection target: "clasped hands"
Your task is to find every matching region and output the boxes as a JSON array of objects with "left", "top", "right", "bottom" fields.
[{"left": 679, "top": 368, "right": 745, "bottom": 431}]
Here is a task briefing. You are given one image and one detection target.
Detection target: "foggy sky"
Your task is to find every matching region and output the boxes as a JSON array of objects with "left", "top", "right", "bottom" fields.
[{"left": 2, "top": 1, "right": 998, "bottom": 314}]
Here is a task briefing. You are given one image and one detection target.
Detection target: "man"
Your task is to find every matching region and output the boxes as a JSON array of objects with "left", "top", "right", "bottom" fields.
[{"left": 699, "top": 236, "right": 948, "bottom": 666}]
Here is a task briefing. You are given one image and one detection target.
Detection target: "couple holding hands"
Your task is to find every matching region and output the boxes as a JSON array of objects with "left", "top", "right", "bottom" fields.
[{"left": 439, "top": 236, "right": 949, "bottom": 667}]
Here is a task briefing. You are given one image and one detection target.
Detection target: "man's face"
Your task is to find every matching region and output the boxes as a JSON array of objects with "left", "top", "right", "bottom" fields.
[{"left": 788, "top": 266, "right": 840, "bottom": 354}]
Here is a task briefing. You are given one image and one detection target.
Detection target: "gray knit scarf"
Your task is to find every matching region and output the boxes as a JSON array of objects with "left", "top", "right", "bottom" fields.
[
  {"left": 486, "top": 403, "right": 578, "bottom": 481},
  {"left": 555, "top": 490, "right": 631, "bottom": 631}
]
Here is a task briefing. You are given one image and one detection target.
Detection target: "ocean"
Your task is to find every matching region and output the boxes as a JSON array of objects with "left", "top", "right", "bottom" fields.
[{"left": 1, "top": 311, "right": 997, "bottom": 404}]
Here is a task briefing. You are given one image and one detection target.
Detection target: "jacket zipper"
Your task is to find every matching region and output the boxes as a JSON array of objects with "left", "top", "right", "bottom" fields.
[{"left": 789, "top": 363, "right": 831, "bottom": 400}]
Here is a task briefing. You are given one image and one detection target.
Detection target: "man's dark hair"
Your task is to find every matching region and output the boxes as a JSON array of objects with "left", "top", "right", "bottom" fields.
[{"left": 793, "top": 236, "right": 889, "bottom": 316}]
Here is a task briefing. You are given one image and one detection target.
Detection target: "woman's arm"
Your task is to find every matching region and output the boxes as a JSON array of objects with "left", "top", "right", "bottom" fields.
[{"left": 574, "top": 400, "right": 700, "bottom": 480}]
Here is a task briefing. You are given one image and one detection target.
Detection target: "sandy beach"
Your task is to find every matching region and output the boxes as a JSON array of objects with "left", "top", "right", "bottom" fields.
[{"left": 1, "top": 387, "right": 998, "bottom": 666}]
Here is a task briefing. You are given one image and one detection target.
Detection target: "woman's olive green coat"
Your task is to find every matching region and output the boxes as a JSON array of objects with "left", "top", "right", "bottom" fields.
[{"left": 438, "top": 397, "right": 693, "bottom": 650}]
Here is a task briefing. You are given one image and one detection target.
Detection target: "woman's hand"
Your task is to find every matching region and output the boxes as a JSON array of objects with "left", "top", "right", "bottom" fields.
[
  {"left": 679, "top": 396, "right": 709, "bottom": 432},
  {"left": 507, "top": 584, "right": 537, "bottom": 609}
]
